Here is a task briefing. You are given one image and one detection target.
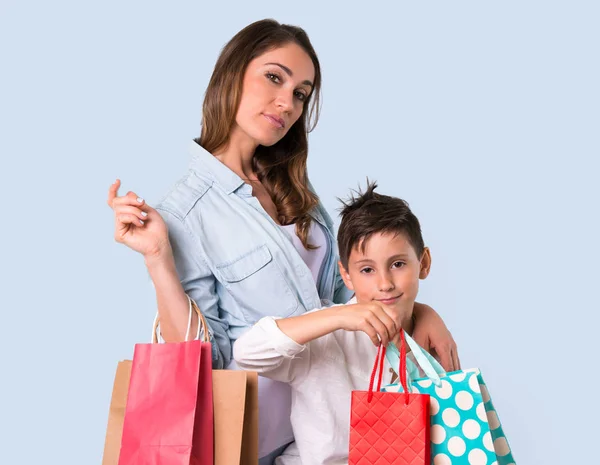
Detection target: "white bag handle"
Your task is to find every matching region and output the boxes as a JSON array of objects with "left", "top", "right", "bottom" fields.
[
  {"left": 385, "top": 332, "right": 445, "bottom": 388},
  {"left": 151, "top": 294, "right": 210, "bottom": 343}
]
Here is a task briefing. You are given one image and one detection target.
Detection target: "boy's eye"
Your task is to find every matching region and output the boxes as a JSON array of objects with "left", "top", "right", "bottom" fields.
[
  {"left": 392, "top": 261, "right": 406, "bottom": 269},
  {"left": 360, "top": 267, "right": 374, "bottom": 274}
]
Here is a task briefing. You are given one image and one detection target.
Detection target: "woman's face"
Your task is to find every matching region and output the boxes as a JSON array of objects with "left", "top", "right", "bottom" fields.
[{"left": 234, "top": 42, "right": 316, "bottom": 147}]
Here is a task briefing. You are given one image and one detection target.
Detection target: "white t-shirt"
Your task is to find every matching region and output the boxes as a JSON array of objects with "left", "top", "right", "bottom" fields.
[
  {"left": 280, "top": 221, "right": 328, "bottom": 285},
  {"left": 233, "top": 298, "right": 405, "bottom": 465}
]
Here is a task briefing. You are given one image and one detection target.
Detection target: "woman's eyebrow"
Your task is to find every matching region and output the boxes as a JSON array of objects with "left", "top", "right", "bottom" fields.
[{"left": 265, "top": 62, "right": 314, "bottom": 88}]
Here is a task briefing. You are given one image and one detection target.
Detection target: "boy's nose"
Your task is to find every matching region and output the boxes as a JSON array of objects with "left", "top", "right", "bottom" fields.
[{"left": 378, "top": 274, "right": 395, "bottom": 292}]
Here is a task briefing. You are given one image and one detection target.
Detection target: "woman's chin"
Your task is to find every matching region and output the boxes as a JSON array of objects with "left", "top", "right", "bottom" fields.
[
  {"left": 252, "top": 125, "right": 288, "bottom": 147},
  {"left": 256, "top": 136, "right": 284, "bottom": 148}
]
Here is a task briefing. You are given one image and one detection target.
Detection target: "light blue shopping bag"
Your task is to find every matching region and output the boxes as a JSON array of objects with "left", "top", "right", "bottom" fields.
[{"left": 383, "top": 335, "right": 516, "bottom": 465}]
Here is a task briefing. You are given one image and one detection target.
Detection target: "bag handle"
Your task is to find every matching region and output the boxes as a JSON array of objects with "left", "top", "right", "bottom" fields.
[
  {"left": 367, "top": 330, "right": 411, "bottom": 404},
  {"left": 385, "top": 332, "right": 445, "bottom": 388},
  {"left": 152, "top": 294, "right": 210, "bottom": 343}
]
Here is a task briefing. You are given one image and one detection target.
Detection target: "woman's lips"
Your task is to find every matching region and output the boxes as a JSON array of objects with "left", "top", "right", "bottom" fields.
[{"left": 263, "top": 114, "right": 285, "bottom": 129}]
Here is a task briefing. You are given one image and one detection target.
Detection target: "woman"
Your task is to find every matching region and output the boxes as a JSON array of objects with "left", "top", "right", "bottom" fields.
[{"left": 107, "top": 19, "right": 459, "bottom": 464}]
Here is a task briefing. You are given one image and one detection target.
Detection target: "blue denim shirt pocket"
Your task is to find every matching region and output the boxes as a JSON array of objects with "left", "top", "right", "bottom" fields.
[{"left": 216, "top": 244, "right": 299, "bottom": 321}]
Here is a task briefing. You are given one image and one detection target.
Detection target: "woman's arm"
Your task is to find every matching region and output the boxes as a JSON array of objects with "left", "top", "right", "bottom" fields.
[
  {"left": 412, "top": 302, "right": 460, "bottom": 371},
  {"left": 108, "top": 181, "right": 231, "bottom": 368},
  {"left": 108, "top": 182, "right": 195, "bottom": 341},
  {"left": 156, "top": 207, "right": 231, "bottom": 368},
  {"left": 145, "top": 250, "right": 195, "bottom": 341}
]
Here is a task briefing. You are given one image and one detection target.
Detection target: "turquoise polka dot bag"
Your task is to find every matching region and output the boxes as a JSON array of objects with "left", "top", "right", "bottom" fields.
[{"left": 382, "top": 335, "right": 516, "bottom": 465}]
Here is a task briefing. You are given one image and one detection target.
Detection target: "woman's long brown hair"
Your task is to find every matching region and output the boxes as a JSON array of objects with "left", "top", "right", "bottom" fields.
[{"left": 197, "top": 19, "right": 322, "bottom": 248}]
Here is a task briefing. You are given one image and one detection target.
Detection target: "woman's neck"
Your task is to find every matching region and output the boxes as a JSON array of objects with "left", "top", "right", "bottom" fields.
[{"left": 213, "top": 127, "right": 259, "bottom": 181}]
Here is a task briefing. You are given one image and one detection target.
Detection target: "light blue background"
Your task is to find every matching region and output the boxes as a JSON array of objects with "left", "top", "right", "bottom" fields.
[{"left": 1, "top": 1, "right": 598, "bottom": 464}]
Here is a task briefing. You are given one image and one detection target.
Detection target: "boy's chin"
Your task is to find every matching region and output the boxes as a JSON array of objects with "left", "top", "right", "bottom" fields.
[{"left": 382, "top": 302, "right": 414, "bottom": 331}]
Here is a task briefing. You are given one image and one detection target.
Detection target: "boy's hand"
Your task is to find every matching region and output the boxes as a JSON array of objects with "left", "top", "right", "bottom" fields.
[{"left": 334, "top": 302, "right": 400, "bottom": 347}]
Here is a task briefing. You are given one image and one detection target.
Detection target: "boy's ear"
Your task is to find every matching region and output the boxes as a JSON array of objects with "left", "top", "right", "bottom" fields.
[
  {"left": 419, "top": 247, "right": 432, "bottom": 279},
  {"left": 338, "top": 261, "right": 355, "bottom": 291}
]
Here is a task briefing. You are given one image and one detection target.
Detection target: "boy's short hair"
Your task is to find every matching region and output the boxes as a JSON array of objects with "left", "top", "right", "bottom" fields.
[{"left": 337, "top": 181, "right": 425, "bottom": 269}]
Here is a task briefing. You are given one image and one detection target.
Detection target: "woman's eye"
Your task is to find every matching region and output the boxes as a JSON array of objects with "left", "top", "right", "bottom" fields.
[
  {"left": 266, "top": 72, "right": 281, "bottom": 83},
  {"left": 294, "top": 91, "right": 307, "bottom": 101}
]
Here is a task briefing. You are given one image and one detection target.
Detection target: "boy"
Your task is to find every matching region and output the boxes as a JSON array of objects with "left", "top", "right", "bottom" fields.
[{"left": 233, "top": 182, "right": 433, "bottom": 465}]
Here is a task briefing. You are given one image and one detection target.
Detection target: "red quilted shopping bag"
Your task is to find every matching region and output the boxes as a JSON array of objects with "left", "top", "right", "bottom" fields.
[{"left": 349, "top": 330, "right": 430, "bottom": 465}]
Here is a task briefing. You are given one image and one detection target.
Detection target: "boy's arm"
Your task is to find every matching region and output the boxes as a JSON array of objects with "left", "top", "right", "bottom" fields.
[
  {"left": 278, "top": 302, "right": 400, "bottom": 346},
  {"left": 233, "top": 302, "right": 399, "bottom": 384},
  {"left": 233, "top": 316, "right": 312, "bottom": 385},
  {"left": 233, "top": 307, "right": 347, "bottom": 386},
  {"left": 275, "top": 306, "right": 346, "bottom": 345}
]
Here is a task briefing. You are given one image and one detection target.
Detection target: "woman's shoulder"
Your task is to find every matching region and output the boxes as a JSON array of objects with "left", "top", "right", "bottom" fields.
[
  {"left": 311, "top": 199, "right": 336, "bottom": 233},
  {"left": 155, "top": 169, "right": 213, "bottom": 221}
]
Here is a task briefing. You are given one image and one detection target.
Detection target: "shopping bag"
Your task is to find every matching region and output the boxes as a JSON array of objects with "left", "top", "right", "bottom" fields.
[
  {"left": 349, "top": 329, "right": 431, "bottom": 465},
  {"left": 101, "top": 298, "right": 258, "bottom": 465},
  {"left": 118, "top": 299, "right": 214, "bottom": 465},
  {"left": 102, "top": 361, "right": 132, "bottom": 465},
  {"left": 103, "top": 366, "right": 259, "bottom": 465},
  {"left": 212, "top": 370, "right": 259, "bottom": 465},
  {"left": 383, "top": 337, "right": 516, "bottom": 465}
]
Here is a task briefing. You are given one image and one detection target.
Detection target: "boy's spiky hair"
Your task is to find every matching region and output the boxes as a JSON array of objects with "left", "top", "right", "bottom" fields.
[{"left": 337, "top": 180, "right": 425, "bottom": 269}]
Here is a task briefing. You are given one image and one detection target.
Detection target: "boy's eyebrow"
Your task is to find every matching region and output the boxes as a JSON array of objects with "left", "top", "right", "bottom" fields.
[
  {"left": 389, "top": 254, "right": 410, "bottom": 260},
  {"left": 264, "top": 62, "right": 314, "bottom": 88},
  {"left": 354, "top": 254, "right": 410, "bottom": 265}
]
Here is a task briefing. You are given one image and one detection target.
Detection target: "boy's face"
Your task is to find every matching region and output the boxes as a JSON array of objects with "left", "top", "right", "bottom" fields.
[{"left": 339, "top": 232, "right": 431, "bottom": 320}]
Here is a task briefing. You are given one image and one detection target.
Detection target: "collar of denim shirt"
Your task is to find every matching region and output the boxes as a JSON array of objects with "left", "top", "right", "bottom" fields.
[
  {"left": 188, "top": 140, "right": 250, "bottom": 195},
  {"left": 187, "top": 140, "right": 331, "bottom": 227}
]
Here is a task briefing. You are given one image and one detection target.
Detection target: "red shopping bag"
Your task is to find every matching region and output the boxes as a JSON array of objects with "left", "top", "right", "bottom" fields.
[
  {"left": 118, "top": 312, "right": 214, "bottom": 465},
  {"left": 349, "top": 330, "right": 430, "bottom": 465}
]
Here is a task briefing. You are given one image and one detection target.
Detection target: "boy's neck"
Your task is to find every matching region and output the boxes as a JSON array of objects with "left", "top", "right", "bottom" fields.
[{"left": 402, "top": 313, "right": 415, "bottom": 336}]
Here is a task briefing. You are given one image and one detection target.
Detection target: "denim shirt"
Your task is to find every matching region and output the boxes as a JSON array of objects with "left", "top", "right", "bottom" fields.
[{"left": 156, "top": 141, "right": 353, "bottom": 369}]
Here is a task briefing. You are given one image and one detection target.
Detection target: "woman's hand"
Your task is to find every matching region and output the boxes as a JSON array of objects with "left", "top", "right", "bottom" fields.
[
  {"left": 107, "top": 179, "right": 170, "bottom": 260},
  {"left": 411, "top": 303, "right": 460, "bottom": 372}
]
